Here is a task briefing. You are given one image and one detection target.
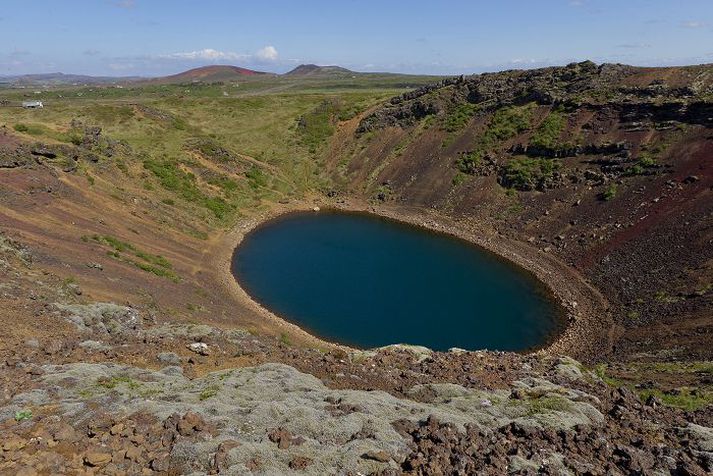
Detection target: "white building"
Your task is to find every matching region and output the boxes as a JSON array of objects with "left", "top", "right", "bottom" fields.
[{"left": 22, "top": 100, "right": 44, "bottom": 109}]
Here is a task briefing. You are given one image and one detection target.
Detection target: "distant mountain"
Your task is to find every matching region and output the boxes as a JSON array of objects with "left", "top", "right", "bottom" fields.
[
  {"left": 285, "top": 64, "right": 355, "bottom": 77},
  {"left": 150, "top": 65, "right": 269, "bottom": 84},
  {"left": 0, "top": 72, "right": 139, "bottom": 87}
]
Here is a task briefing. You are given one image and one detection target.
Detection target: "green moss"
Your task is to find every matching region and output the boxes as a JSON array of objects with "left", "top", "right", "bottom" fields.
[
  {"left": 97, "top": 375, "right": 140, "bottom": 391},
  {"left": 638, "top": 388, "right": 713, "bottom": 412},
  {"left": 14, "top": 409, "right": 32, "bottom": 422},
  {"left": 199, "top": 385, "right": 220, "bottom": 401},
  {"left": 297, "top": 99, "right": 339, "bottom": 153},
  {"left": 526, "top": 396, "right": 573, "bottom": 415}
]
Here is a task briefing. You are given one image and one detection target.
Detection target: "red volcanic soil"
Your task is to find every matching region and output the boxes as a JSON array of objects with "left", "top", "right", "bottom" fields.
[{"left": 152, "top": 65, "right": 268, "bottom": 83}]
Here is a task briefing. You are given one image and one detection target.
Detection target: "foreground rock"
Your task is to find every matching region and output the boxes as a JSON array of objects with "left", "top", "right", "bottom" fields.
[{"left": 1, "top": 360, "right": 710, "bottom": 475}]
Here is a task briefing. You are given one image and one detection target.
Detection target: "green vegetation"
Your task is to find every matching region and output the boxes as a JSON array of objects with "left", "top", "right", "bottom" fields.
[
  {"left": 457, "top": 104, "right": 534, "bottom": 175},
  {"left": 592, "top": 364, "right": 626, "bottom": 387},
  {"left": 625, "top": 155, "right": 659, "bottom": 176},
  {"left": 279, "top": 332, "right": 292, "bottom": 346},
  {"left": 14, "top": 409, "right": 32, "bottom": 422},
  {"left": 199, "top": 385, "right": 220, "bottom": 401},
  {"left": 442, "top": 102, "right": 478, "bottom": 132},
  {"left": 638, "top": 388, "right": 713, "bottom": 412},
  {"left": 526, "top": 396, "right": 573, "bottom": 415},
  {"left": 592, "top": 362, "right": 713, "bottom": 411},
  {"left": 297, "top": 98, "right": 342, "bottom": 153},
  {"left": 245, "top": 165, "right": 268, "bottom": 190},
  {"left": 143, "top": 158, "right": 233, "bottom": 220},
  {"left": 530, "top": 109, "right": 568, "bottom": 150},
  {"left": 451, "top": 172, "right": 467, "bottom": 186},
  {"left": 13, "top": 122, "right": 83, "bottom": 144},
  {"left": 97, "top": 375, "right": 140, "bottom": 390},
  {"left": 500, "top": 157, "right": 560, "bottom": 191},
  {"left": 0, "top": 72, "right": 434, "bottom": 243},
  {"left": 602, "top": 183, "right": 617, "bottom": 201},
  {"left": 456, "top": 150, "right": 483, "bottom": 174},
  {"left": 86, "top": 234, "right": 179, "bottom": 281}
]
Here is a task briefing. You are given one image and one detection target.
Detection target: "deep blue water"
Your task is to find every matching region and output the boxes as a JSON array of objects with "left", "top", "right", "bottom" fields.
[{"left": 232, "top": 211, "right": 562, "bottom": 351}]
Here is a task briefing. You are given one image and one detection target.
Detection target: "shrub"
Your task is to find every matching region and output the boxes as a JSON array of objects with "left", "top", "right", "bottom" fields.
[
  {"left": 442, "top": 103, "right": 478, "bottom": 132},
  {"left": 500, "top": 157, "right": 560, "bottom": 191},
  {"left": 456, "top": 150, "right": 483, "bottom": 174},
  {"left": 530, "top": 110, "right": 567, "bottom": 149},
  {"left": 457, "top": 104, "right": 534, "bottom": 176},
  {"left": 602, "top": 183, "right": 617, "bottom": 201}
]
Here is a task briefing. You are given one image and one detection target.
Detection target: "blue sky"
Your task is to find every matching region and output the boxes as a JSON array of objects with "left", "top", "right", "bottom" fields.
[{"left": 1, "top": 0, "right": 713, "bottom": 76}]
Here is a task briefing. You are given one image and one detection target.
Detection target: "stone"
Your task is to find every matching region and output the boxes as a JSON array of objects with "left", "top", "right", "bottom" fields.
[
  {"left": 362, "top": 450, "right": 391, "bottom": 462},
  {"left": 268, "top": 428, "right": 294, "bottom": 449},
  {"left": 187, "top": 342, "right": 209, "bottom": 356},
  {"left": 212, "top": 440, "right": 240, "bottom": 473},
  {"left": 24, "top": 339, "right": 39, "bottom": 349},
  {"left": 125, "top": 445, "right": 142, "bottom": 462},
  {"left": 3, "top": 437, "right": 27, "bottom": 451},
  {"left": 157, "top": 352, "right": 181, "bottom": 365},
  {"left": 84, "top": 451, "right": 112, "bottom": 466},
  {"left": 289, "top": 456, "right": 313, "bottom": 470}
]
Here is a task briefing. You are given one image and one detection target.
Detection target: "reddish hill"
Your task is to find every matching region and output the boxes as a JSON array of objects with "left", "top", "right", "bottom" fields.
[{"left": 152, "top": 65, "right": 268, "bottom": 83}]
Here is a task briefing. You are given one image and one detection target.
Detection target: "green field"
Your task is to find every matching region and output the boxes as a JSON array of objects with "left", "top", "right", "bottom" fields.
[{"left": 0, "top": 73, "right": 439, "bottom": 229}]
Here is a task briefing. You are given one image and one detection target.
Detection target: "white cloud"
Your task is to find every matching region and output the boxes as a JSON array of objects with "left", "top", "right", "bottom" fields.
[
  {"left": 681, "top": 20, "right": 706, "bottom": 29},
  {"left": 159, "top": 46, "right": 278, "bottom": 63},
  {"left": 255, "top": 46, "right": 278, "bottom": 61},
  {"left": 162, "top": 48, "right": 247, "bottom": 61},
  {"left": 84, "top": 49, "right": 101, "bottom": 56}
]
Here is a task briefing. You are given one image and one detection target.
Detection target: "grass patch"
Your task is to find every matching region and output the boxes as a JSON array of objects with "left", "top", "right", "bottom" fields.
[
  {"left": 297, "top": 98, "right": 340, "bottom": 153},
  {"left": 143, "top": 158, "right": 234, "bottom": 220},
  {"left": 86, "top": 234, "right": 179, "bottom": 281},
  {"left": 530, "top": 109, "right": 570, "bottom": 150},
  {"left": 97, "top": 375, "right": 141, "bottom": 391},
  {"left": 592, "top": 364, "right": 626, "bottom": 387},
  {"left": 199, "top": 385, "right": 220, "bottom": 401},
  {"left": 451, "top": 172, "right": 467, "bottom": 186},
  {"left": 279, "top": 332, "right": 292, "bottom": 346},
  {"left": 602, "top": 183, "right": 617, "bottom": 201},
  {"left": 457, "top": 103, "right": 534, "bottom": 175},
  {"left": 500, "top": 157, "right": 560, "bottom": 191},
  {"left": 442, "top": 102, "right": 478, "bottom": 133},
  {"left": 13, "top": 122, "right": 83, "bottom": 144},
  {"left": 526, "top": 396, "right": 573, "bottom": 415},
  {"left": 638, "top": 388, "right": 713, "bottom": 412},
  {"left": 245, "top": 165, "right": 268, "bottom": 190}
]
